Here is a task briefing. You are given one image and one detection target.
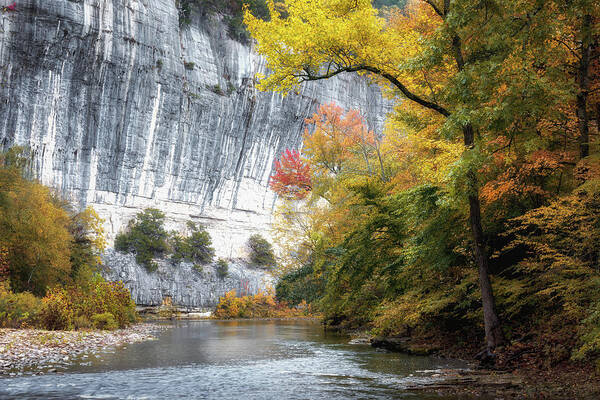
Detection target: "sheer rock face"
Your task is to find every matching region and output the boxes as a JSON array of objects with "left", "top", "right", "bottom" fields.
[
  {"left": 103, "top": 250, "right": 274, "bottom": 309},
  {"left": 0, "top": 1, "right": 390, "bottom": 305}
]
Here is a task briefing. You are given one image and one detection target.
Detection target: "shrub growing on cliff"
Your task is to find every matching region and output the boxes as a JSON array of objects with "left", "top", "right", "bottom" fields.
[
  {"left": 216, "top": 258, "right": 228, "bottom": 279},
  {"left": 178, "top": 0, "right": 269, "bottom": 42},
  {"left": 170, "top": 222, "right": 215, "bottom": 265},
  {"left": 247, "top": 234, "right": 276, "bottom": 268},
  {"left": 115, "top": 208, "right": 168, "bottom": 272}
]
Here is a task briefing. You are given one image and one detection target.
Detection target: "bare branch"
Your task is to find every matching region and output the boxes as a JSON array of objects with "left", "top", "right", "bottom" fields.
[
  {"left": 295, "top": 65, "right": 451, "bottom": 117},
  {"left": 420, "top": 0, "right": 444, "bottom": 18}
]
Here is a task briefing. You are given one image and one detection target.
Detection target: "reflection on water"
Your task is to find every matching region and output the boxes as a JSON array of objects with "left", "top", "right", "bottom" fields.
[{"left": 0, "top": 320, "right": 468, "bottom": 399}]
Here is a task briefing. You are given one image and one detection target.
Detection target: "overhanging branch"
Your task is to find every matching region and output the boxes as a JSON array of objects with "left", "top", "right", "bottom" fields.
[{"left": 295, "top": 64, "right": 451, "bottom": 117}]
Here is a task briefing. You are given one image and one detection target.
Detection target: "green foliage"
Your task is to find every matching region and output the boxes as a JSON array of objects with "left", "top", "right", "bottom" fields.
[
  {"left": 0, "top": 285, "right": 42, "bottom": 328},
  {"left": 248, "top": 234, "right": 276, "bottom": 267},
  {"left": 276, "top": 263, "right": 325, "bottom": 307},
  {"left": 207, "top": 84, "right": 225, "bottom": 96},
  {"left": 39, "top": 274, "right": 136, "bottom": 331},
  {"left": 184, "top": 61, "right": 195, "bottom": 70},
  {"left": 91, "top": 312, "right": 118, "bottom": 331},
  {"left": 170, "top": 221, "right": 215, "bottom": 265},
  {"left": 216, "top": 258, "right": 228, "bottom": 279},
  {"left": 115, "top": 208, "right": 168, "bottom": 272}
]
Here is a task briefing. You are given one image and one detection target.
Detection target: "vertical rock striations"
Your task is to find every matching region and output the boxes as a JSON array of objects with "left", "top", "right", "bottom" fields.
[
  {"left": 0, "top": 0, "right": 390, "bottom": 254},
  {"left": 102, "top": 250, "right": 274, "bottom": 309},
  {"left": 0, "top": 1, "right": 391, "bottom": 306}
]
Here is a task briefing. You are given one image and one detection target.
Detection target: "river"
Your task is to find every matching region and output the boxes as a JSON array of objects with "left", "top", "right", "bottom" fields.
[{"left": 0, "top": 320, "right": 469, "bottom": 399}]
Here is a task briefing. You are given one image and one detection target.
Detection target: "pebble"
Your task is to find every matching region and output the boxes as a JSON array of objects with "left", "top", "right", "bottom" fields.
[{"left": 0, "top": 324, "right": 169, "bottom": 376}]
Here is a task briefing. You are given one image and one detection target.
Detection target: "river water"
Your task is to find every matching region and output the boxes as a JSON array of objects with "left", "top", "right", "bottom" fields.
[{"left": 0, "top": 320, "right": 469, "bottom": 399}]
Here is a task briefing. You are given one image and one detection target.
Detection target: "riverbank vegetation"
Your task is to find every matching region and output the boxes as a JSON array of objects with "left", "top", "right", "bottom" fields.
[
  {"left": 0, "top": 148, "right": 137, "bottom": 331},
  {"left": 212, "top": 289, "right": 315, "bottom": 319},
  {"left": 245, "top": 0, "right": 600, "bottom": 378}
]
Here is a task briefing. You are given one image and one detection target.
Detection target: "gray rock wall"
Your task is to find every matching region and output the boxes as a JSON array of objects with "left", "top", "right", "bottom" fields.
[{"left": 103, "top": 250, "right": 275, "bottom": 308}]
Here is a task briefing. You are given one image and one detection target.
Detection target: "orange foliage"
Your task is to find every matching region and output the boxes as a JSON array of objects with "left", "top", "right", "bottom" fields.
[
  {"left": 270, "top": 149, "right": 311, "bottom": 199},
  {"left": 303, "top": 103, "right": 378, "bottom": 176},
  {"left": 481, "top": 150, "right": 572, "bottom": 208}
]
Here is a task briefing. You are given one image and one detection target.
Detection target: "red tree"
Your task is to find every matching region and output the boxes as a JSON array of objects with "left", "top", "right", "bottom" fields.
[
  {"left": 270, "top": 149, "right": 311, "bottom": 199},
  {"left": 3, "top": 2, "right": 16, "bottom": 12}
]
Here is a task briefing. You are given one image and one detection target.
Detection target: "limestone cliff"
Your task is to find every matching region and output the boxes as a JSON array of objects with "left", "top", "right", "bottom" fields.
[
  {"left": 0, "top": 0, "right": 389, "bottom": 255},
  {"left": 102, "top": 250, "right": 274, "bottom": 308},
  {"left": 0, "top": 0, "right": 390, "bottom": 306}
]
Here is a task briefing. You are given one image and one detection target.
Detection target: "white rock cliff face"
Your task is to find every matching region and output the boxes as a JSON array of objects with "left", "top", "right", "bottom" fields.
[
  {"left": 0, "top": 0, "right": 389, "bottom": 255},
  {"left": 0, "top": 0, "right": 390, "bottom": 305}
]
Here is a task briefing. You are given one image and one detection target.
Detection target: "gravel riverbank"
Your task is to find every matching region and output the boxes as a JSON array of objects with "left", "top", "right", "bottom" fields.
[{"left": 0, "top": 323, "right": 169, "bottom": 376}]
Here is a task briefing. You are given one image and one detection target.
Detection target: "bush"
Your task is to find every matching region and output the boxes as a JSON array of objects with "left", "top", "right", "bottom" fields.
[
  {"left": 170, "top": 222, "right": 215, "bottom": 265},
  {"left": 115, "top": 208, "right": 168, "bottom": 271},
  {"left": 0, "top": 285, "right": 42, "bottom": 328},
  {"left": 40, "top": 287, "right": 74, "bottom": 331},
  {"left": 247, "top": 234, "right": 276, "bottom": 267},
  {"left": 75, "top": 275, "right": 137, "bottom": 328},
  {"left": 74, "top": 315, "right": 92, "bottom": 330},
  {"left": 207, "top": 84, "right": 225, "bottom": 96},
  {"left": 212, "top": 290, "right": 314, "bottom": 319},
  {"left": 39, "top": 274, "right": 136, "bottom": 331},
  {"left": 216, "top": 258, "right": 228, "bottom": 279},
  {"left": 91, "top": 312, "right": 118, "bottom": 331}
]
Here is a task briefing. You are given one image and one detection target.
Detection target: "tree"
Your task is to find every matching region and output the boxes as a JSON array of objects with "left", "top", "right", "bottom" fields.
[
  {"left": 248, "top": 234, "right": 276, "bottom": 267},
  {"left": 69, "top": 207, "right": 107, "bottom": 277},
  {"left": 170, "top": 221, "right": 215, "bottom": 265},
  {"left": 115, "top": 208, "right": 169, "bottom": 272},
  {"left": 0, "top": 161, "right": 72, "bottom": 295},
  {"left": 304, "top": 103, "right": 386, "bottom": 182},
  {"left": 245, "top": 0, "right": 508, "bottom": 353},
  {"left": 270, "top": 149, "right": 312, "bottom": 199}
]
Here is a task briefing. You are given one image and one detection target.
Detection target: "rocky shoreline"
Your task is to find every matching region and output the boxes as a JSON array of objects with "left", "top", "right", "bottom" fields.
[
  {"left": 0, "top": 323, "right": 169, "bottom": 376},
  {"left": 348, "top": 335, "right": 600, "bottom": 399}
]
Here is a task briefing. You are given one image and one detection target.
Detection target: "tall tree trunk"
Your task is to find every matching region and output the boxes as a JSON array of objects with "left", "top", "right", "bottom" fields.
[
  {"left": 452, "top": 25, "right": 505, "bottom": 353},
  {"left": 463, "top": 124, "right": 505, "bottom": 354},
  {"left": 577, "top": 14, "right": 592, "bottom": 159}
]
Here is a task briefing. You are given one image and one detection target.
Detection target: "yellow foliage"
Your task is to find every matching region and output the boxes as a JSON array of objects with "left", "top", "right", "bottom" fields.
[
  {"left": 0, "top": 168, "right": 72, "bottom": 295},
  {"left": 212, "top": 289, "right": 316, "bottom": 319}
]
